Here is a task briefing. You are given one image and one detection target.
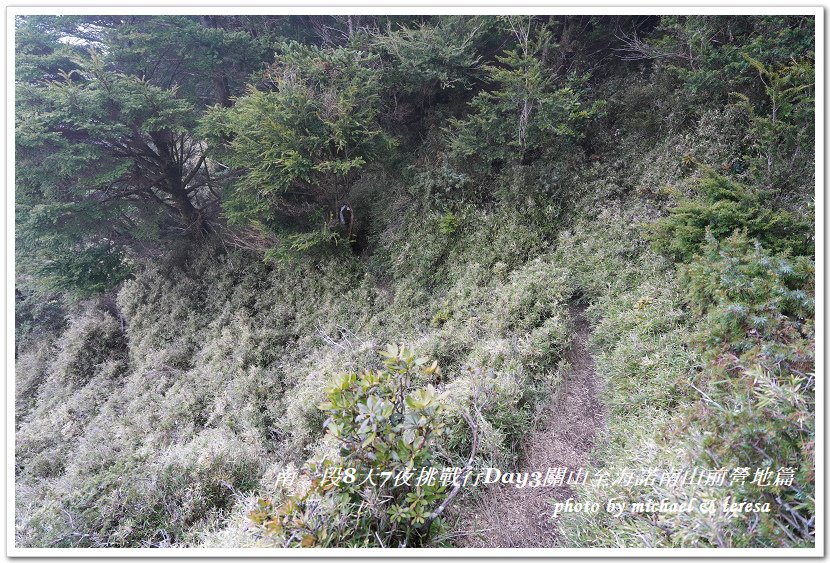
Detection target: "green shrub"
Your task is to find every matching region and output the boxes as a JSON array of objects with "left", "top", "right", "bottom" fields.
[
  {"left": 731, "top": 54, "right": 814, "bottom": 196},
  {"left": 638, "top": 16, "right": 814, "bottom": 116},
  {"left": 437, "top": 211, "right": 459, "bottom": 236},
  {"left": 677, "top": 232, "right": 814, "bottom": 545},
  {"left": 199, "top": 40, "right": 394, "bottom": 235},
  {"left": 647, "top": 172, "right": 811, "bottom": 262},
  {"left": 249, "top": 345, "right": 453, "bottom": 547},
  {"left": 373, "top": 16, "right": 489, "bottom": 102}
]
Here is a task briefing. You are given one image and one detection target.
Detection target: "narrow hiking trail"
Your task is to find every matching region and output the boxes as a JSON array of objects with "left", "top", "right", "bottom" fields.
[{"left": 455, "top": 304, "right": 606, "bottom": 548}]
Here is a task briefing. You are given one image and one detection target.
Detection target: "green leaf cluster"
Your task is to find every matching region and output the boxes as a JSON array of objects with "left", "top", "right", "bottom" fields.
[{"left": 249, "top": 345, "right": 448, "bottom": 547}]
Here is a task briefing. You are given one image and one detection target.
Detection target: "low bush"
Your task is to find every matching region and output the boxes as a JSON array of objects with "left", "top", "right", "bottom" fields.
[
  {"left": 647, "top": 172, "right": 811, "bottom": 262},
  {"left": 678, "top": 232, "right": 814, "bottom": 545},
  {"left": 249, "top": 345, "right": 454, "bottom": 547}
]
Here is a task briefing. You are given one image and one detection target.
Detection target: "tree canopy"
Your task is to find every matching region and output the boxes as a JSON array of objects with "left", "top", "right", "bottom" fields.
[{"left": 15, "top": 14, "right": 814, "bottom": 293}]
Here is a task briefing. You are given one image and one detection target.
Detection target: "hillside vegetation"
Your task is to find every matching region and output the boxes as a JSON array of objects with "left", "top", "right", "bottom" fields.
[{"left": 15, "top": 15, "right": 815, "bottom": 548}]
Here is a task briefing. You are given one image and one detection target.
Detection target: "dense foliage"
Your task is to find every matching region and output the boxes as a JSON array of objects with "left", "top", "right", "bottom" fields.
[
  {"left": 447, "top": 16, "right": 603, "bottom": 167},
  {"left": 250, "top": 346, "right": 451, "bottom": 547},
  {"left": 15, "top": 14, "right": 816, "bottom": 550},
  {"left": 680, "top": 233, "right": 814, "bottom": 544},
  {"left": 200, "top": 41, "right": 393, "bottom": 237},
  {"left": 648, "top": 172, "right": 811, "bottom": 261},
  {"left": 15, "top": 16, "right": 279, "bottom": 294}
]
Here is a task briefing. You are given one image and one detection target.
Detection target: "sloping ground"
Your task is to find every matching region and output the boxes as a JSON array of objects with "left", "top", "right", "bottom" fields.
[{"left": 455, "top": 304, "right": 605, "bottom": 548}]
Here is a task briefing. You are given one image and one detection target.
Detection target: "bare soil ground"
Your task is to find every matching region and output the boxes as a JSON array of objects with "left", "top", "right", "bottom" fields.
[{"left": 453, "top": 304, "right": 606, "bottom": 548}]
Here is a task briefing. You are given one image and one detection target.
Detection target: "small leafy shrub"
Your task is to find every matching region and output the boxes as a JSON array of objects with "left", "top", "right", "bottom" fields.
[
  {"left": 249, "top": 345, "right": 452, "bottom": 547},
  {"left": 647, "top": 172, "right": 811, "bottom": 262},
  {"left": 678, "top": 232, "right": 814, "bottom": 545},
  {"left": 431, "top": 302, "right": 452, "bottom": 326},
  {"left": 437, "top": 211, "right": 459, "bottom": 236}
]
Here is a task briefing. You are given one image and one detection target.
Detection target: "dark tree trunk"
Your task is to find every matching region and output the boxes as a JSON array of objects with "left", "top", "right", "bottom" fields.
[
  {"left": 200, "top": 15, "right": 233, "bottom": 107},
  {"left": 171, "top": 187, "right": 208, "bottom": 234},
  {"left": 147, "top": 129, "right": 210, "bottom": 235},
  {"left": 212, "top": 70, "right": 232, "bottom": 107}
]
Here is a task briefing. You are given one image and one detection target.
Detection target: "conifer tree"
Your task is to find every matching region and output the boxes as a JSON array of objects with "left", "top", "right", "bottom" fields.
[
  {"left": 199, "top": 41, "right": 393, "bottom": 240},
  {"left": 15, "top": 16, "right": 269, "bottom": 294}
]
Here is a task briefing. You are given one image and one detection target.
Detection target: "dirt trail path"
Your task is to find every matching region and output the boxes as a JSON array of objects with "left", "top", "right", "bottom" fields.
[{"left": 454, "top": 304, "right": 606, "bottom": 548}]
